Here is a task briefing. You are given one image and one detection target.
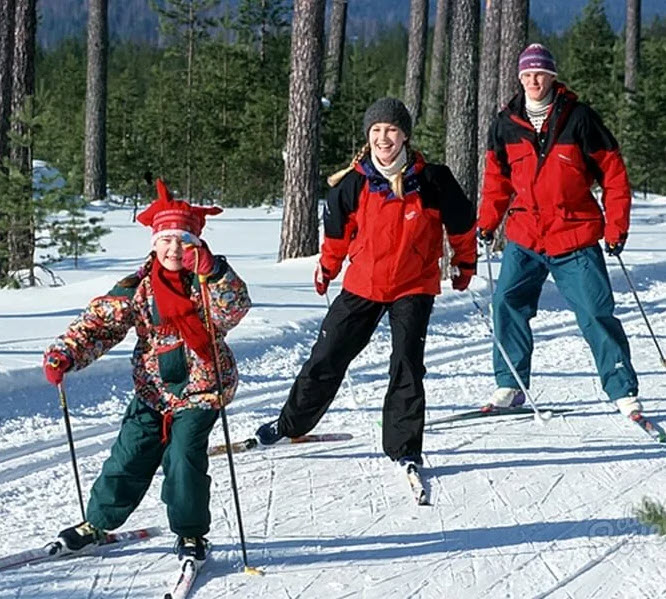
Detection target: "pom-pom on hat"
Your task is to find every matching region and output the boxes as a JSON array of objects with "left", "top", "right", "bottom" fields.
[
  {"left": 362, "top": 97, "right": 412, "bottom": 140},
  {"left": 137, "top": 178, "right": 222, "bottom": 246},
  {"left": 518, "top": 43, "right": 557, "bottom": 77}
]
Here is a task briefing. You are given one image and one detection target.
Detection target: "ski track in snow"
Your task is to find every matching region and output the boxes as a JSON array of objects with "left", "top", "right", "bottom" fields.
[{"left": 1, "top": 200, "right": 666, "bottom": 597}]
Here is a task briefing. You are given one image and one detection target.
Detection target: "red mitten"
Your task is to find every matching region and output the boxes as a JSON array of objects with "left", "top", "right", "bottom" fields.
[
  {"left": 452, "top": 268, "right": 474, "bottom": 292},
  {"left": 181, "top": 238, "right": 216, "bottom": 276},
  {"left": 43, "top": 351, "right": 72, "bottom": 386},
  {"left": 314, "top": 262, "right": 331, "bottom": 296}
]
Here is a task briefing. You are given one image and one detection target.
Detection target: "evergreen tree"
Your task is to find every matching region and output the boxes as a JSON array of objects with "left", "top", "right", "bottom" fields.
[
  {"left": 561, "top": 0, "right": 618, "bottom": 118},
  {"left": 151, "top": 0, "right": 221, "bottom": 201},
  {"left": 43, "top": 194, "right": 110, "bottom": 268},
  {"left": 228, "top": 0, "right": 291, "bottom": 205},
  {"left": 619, "top": 34, "right": 666, "bottom": 194},
  {"left": 34, "top": 39, "right": 87, "bottom": 194}
]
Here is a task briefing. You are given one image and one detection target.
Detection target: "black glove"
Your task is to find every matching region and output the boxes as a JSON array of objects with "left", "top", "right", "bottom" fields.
[
  {"left": 477, "top": 228, "right": 494, "bottom": 245},
  {"left": 605, "top": 241, "right": 624, "bottom": 256}
]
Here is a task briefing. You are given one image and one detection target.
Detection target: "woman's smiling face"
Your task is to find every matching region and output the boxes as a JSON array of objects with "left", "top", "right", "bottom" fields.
[{"left": 368, "top": 122, "right": 407, "bottom": 166}]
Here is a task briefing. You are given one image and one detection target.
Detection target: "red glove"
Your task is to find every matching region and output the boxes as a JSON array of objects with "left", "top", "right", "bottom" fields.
[
  {"left": 452, "top": 268, "right": 474, "bottom": 291},
  {"left": 314, "top": 262, "right": 331, "bottom": 296},
  {"left": 43, "top": 351, "right": 72, "bottom": 386},
  {"left": 181, "top": 238, "right": 216, "bottom": 276}
]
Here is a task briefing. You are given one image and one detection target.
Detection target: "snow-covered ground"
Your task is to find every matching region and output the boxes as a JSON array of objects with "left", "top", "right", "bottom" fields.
[{"left": 1, "top": 197, "right": 665, "bottom": 598}]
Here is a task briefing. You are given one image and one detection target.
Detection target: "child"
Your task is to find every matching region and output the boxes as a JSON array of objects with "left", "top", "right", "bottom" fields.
[
  {"left": 43, "top": 178, "right": 251, "bottom": 562},
  {"left": 256, "top": 98, "right": 477, "bottom": 468}
]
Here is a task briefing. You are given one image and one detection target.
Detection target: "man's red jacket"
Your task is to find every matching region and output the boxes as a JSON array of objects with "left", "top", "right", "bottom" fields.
[{"left": 479, "top": 83, "right": 631, "bottom": 256}]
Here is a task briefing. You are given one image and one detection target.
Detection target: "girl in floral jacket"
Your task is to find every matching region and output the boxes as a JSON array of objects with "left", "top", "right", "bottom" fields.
[{"left": 43, "top": 179, "right": 251, "bottom": 562}]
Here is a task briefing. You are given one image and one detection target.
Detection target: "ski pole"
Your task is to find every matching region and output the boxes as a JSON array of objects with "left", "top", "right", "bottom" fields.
[
  {"left": 615, "top": 254, "right": 666, "bottom": 368},
  {"left": 484, "top": 243, "right": 495, "bottom": 299},
  {"left": 193, "top": 246, "right": 262, "bottom": 577},
  {"left": 468, "top": 289, "right": 552, "bottom": 425},
  {"left": 324, "top": 290, "right": 359, "bottom": 404},
  {"left": 57, "top": 383, "right": 86, "bottom": 521}
]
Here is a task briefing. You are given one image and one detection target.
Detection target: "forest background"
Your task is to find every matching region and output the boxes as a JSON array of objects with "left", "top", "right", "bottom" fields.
[{"left": 0, "top": 0, "right": 665, "bottom": 286}]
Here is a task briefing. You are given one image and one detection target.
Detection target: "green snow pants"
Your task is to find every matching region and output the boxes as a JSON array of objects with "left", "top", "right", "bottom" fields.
[
  {"left": 86, "top": 397, "right": 219, "bottom": 537},
  {"left": 493, "top": 242, "right": 638, "bottom": 401}
]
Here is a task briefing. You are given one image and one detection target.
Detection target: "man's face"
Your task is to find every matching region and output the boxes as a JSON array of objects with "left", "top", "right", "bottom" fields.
[{"left": 520, "top": 71, "right": 556, "bottom": 102}]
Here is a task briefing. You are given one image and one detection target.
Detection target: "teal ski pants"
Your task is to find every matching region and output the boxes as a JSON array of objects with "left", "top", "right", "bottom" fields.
[
  {"left": 492, "top": 242, "right": 638, "bottom": 401},
  {"left": 86, "top": 397, "right": 219, "bottom": 537}
]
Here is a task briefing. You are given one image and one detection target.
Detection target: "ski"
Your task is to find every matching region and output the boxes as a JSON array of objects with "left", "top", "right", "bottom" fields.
[
  {"left": 426, "top": 405, "right": 574, "bottom": 428},
  {"left": 629, "top": 413, "right": 666, "bottom": 444},
  {"left": 165, "top": 558, "right": 201, "bottom": 599},
  {"left": 165, "top": 542, "right": 212, "bottom": 599},
  {"left": 0, "top": 526, "right": 160, "bottom": 571},
  {"left": 405, "top": 464, "right": 430, "bottom": 506},
  {"left": 208, "top": 432, "right": 353, "bottom": 456}
]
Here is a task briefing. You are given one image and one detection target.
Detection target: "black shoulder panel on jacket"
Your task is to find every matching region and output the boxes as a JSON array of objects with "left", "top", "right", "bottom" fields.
[
  {"left": 570, "top": 103, "right": 619, "bottom": 155},
  {"left": 324, "top": 169, "right": 365, "bottom": 239},
  {"left": 488, "top": 116, "right": 515, "bottom": 178},
  {"left": 419, "top": 164, "right": 476, "bottom": 235}
]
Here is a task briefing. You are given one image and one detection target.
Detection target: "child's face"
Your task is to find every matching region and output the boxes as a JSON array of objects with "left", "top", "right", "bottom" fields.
[{"left": 155, "top": 235, "right": 184, "bottom": 271}]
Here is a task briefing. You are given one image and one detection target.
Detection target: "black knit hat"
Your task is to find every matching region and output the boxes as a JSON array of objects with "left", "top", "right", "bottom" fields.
[{"left": 362, "top": 97, "right": 412, "bottom": 140}]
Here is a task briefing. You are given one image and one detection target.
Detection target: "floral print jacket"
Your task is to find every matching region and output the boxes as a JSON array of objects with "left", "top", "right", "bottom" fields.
[{"left": 46, "top": 257, "right": 251, "bottom": 413}]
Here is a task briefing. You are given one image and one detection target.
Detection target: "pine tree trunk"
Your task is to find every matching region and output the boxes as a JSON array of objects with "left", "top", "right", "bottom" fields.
[
  {"left": 404, "top": 0, "right": 428, "bottom": 126},
  {"left": 498, "top": 0, "right": 527, "bottom": 108},
  {"left": 425, "top": 0, "right": 450, "bottom": 126},
  {"left": 445, "top": 0, "right": 479, "bottom": 204},
  {"left": 84, "top": 0, "right": 108, "bottom": 203},
  {"left": 0, "top": 0, "right": 15, "bottom": 166},
  {"left": 279, "top": 0, "right": 325, "bottom": 261},
  {"left": 624, "top": 0, "right": 640, "bottom": 94},
  {"left": 8, "top": 0, "right": 35, "bottom": 278},
  {"left": 323, "top": 0, "right": 347, "bottom": 100},
  {"left": 477, "top": 0, "right": 501, "bottom": 200},
  {"left": 186, "top": 0, "right": 194, "bottom": 199}
]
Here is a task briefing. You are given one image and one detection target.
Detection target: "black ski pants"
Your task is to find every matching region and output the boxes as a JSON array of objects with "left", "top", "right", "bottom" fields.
[{"left": 278, "top": 289, "right": 434, "bottom": 461}]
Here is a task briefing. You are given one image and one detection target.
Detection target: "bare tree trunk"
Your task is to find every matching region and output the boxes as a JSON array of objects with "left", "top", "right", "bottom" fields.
[
  {"left": 0, "top": 0, "right": 15, "bottom": 166},
  {"left": 186, "top": 0, "right": 194, "bottom": 199},
  {"left": 404, "top": 0, "right": 428, "bottom": 126},
  {"left": 498, "top": 0, "right": 527, "bottom": 108},
  {"left": 8, "top": 0, "right": 35, "bottom": 279},
  {"left": 445, "top": 0, "right": 480, "bottom": 204},
  {"left": 425, "top": 0, "right": 450, "bottom": 126},
  {"left": 279, "top": 0, "right": 325, "bottom": 261},
  {"left": 624, "top": 0, "right": 640, "bottom": 94},
  {"left": 84, "top": 0, "right": 108, "bottom": 203},
  {"left": 323, "top": 0, "right": 347, "bottom": 100},
  {"left": 477, "top": 0, "right": 501, "bottom": 200},
  {"left": 0, "top": 0, "right": 15, "bottom": 282}
]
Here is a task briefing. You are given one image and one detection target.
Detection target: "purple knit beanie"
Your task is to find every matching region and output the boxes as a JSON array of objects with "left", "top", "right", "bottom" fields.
[{"left": 518, "top": 44, "right": 557, "bottom": 77}]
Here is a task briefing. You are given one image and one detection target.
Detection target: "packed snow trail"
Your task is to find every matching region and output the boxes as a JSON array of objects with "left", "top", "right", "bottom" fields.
[{"left": 1, "top": 202, "right": 666, "bottom": 597}]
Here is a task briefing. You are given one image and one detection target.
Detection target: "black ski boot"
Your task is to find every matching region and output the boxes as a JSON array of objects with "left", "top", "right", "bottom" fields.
[
  {"left": 58, "top": 521, "right": 104, "bottom": 552},
  {"left": 255, "top": 419, "right": 284, "bottom": 446},
  {"left": 175, "top": 536, "right": 210, "bottom": 563}
]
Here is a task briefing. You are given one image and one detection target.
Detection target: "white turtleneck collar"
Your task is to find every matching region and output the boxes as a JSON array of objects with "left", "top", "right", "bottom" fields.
[
  {"left": 525, "top": 88, "right": 554, "bottom": 113},
  {"left": 370, "top": 145, "right": 407, "bottom": 182}
]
